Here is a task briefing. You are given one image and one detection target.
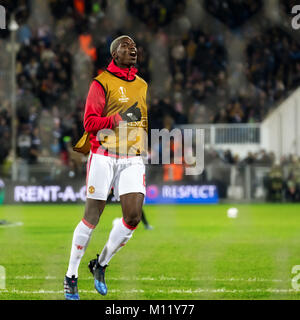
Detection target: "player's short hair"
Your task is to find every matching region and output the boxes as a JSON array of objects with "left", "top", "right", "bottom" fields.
[{"left": 110, "top": 35, "right": 133, "bottom": 55}]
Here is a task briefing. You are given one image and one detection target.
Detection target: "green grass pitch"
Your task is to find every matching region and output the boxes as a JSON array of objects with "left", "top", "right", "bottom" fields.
[{"left": 0, "top": 203, "right": 300, "bottom": 300}]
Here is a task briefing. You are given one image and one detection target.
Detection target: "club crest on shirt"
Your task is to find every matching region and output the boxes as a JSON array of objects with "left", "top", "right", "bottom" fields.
[
  {"left": 118, "top": 86, "right": 129, "bottom": 103},
  {"left": 88, "top": 186, "right": 95, "bottom": 194}
]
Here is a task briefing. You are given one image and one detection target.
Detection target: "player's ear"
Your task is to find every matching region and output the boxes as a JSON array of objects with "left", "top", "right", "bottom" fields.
[
  {"left": 112, "top": 50, "right": 117, "bottom": 61},
  {"left": 111, "top": 51, "right": 118, "bottom": 61}
]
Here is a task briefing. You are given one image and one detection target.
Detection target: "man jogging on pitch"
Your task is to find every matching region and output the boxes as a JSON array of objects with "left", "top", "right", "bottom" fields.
[{"left": 64, "top": 35, "right": 148, "bottom": 300}]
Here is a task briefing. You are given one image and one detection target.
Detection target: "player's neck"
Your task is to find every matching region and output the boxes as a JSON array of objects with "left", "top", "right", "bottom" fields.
[{"left": 114, "top": 59, "right": 134, "bottom": 70}]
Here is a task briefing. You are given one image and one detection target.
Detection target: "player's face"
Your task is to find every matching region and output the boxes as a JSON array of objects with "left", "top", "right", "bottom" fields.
[{"left": 114, "top": 37, "right": 137, "bottom": 67}]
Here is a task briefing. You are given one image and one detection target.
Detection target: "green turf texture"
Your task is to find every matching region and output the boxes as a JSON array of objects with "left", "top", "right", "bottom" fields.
[{"left": 0, "top": 203, "right": 300, "bottom": 300}]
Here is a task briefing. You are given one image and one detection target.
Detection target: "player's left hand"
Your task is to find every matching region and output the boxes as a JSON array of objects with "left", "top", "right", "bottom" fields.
[{"left": 119, "top": 102, "right": 141, "bottom": 122}]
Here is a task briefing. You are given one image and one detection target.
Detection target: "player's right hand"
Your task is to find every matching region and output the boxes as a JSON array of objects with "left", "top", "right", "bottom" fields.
[{"left": 119, "top": 102, "right": 141, "bottom": 122}]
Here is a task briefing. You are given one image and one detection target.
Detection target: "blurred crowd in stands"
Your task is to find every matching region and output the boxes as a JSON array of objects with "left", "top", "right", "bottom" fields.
[
  {"left": 204, "top": 0, "right": 262, "bottom": 29},
  {"left": 265, "top": 154, "right": 300, "bottom": 203},
  {"left": 0, "top": 0, "right": 300, "bottom": 201},
  {"left": 201, "top": 148, "right": 300, "bottom": 202}
]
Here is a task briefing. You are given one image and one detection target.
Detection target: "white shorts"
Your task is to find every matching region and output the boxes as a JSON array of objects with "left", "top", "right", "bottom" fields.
[{"left": 86, "top": 153, "right": 146, "bottom": 201}]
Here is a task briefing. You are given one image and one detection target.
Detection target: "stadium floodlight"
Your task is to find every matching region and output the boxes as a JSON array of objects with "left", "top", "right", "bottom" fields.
[{"left": 9, "top": 15, "right": 19, "bottom": 181}]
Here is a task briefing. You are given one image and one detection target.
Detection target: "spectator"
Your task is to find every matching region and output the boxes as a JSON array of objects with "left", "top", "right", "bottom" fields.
[
  {"left": 29, "top": 127, "right": 41, "bottom": 165},
  {"left": 265, "top": 164, "right": 284, "bottom": 202},
  {"left": 17, "top": 124, "right": 32, "bottom": 182},
  {"left": 285, "top": 172, "right": 299, "bottom": 202}
]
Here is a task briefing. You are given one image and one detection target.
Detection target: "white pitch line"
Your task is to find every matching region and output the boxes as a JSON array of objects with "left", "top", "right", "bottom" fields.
[
  {"left": 0, "top": 288, "right": 299, "bottom": 295},
  {"left": 12, "top": 275, "right": 288, "bottom": 283}
]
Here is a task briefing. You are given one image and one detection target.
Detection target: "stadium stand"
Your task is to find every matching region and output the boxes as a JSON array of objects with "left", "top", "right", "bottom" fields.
[{"left": 0, "top": 0, "right": 300, "bottom": 201}]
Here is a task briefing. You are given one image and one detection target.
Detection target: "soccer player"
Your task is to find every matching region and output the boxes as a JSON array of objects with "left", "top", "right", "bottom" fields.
[{"left": 64, "top": 35, "right": 148, "bottom": 300}]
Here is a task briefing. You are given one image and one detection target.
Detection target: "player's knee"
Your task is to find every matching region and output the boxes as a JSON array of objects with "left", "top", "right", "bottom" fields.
[
  {"left": 84, "top": 199, "right": 105, "bottom": 227},
  {"left": 83, "top": 214, "right": 99, "bottom": 228},
  {"left": 83, "top": 209, "right": 100, "bottom": 227},
  {"left": 123, "top": 214, "right": 141, "bottom": 228}
]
